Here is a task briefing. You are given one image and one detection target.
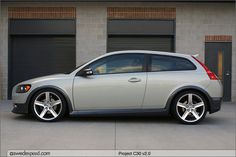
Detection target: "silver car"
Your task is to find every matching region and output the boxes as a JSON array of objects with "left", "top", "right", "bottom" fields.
[{"left": 12, "top": 50, "right": 222, "bottom": 124}]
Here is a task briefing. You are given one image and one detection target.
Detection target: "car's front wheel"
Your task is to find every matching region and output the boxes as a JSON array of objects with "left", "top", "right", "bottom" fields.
[
  {"left": 171, "top": 90, "right": 208, "bottom": 124},
  {"left": 31, "top": 89, "right": 67, "bottom": 122}
]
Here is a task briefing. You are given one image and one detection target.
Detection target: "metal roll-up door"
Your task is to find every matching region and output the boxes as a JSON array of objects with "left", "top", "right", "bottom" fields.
[
  {"left": 9, "top": 19, "right": 76, "bottom": 98},
  {"left": 107, "top": 20, "right": 175, "bottom": 53},
  {"left": 108, "top": 36, "right": 174, "bottom": 52}
]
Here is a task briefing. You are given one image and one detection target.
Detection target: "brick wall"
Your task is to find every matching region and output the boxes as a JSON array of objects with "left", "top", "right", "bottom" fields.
[
  {"left": 8, "top": 7, "right": 76, "bottom": 19},
  {"left": 107, "top": 7, "right": 176, "bottom": 19},
  {"left": 205, "top": 35, "right": 232, "bottom": 42}
]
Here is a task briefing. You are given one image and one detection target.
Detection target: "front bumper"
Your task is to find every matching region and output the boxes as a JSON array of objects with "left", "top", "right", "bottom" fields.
[
  {"left": 12, "top": 86, "right": 31, "bottom": 114},
  {"left": 12, "top": 103, "right": 29, "bottom": 114},
  {"left": 209, "top": 97, "right": 222, "bottom": 114}
]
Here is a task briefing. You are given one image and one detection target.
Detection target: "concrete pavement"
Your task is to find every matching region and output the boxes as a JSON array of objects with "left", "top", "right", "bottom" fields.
[{"left": 0, "top": 101, "right": 235, "bottom": 156}]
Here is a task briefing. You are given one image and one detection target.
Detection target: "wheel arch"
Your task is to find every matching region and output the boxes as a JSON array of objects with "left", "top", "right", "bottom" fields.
[
  {"left": 165, "top": 86, "right": 212, "bottom": 113},
  {"left": 26, "top": 85, "right": 73, "bottom": 114}
]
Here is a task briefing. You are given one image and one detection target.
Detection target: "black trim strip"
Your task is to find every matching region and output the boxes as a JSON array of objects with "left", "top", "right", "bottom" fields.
[
  {"left": 9, "top": 19, "right": 76, "bottom": 35},
  {"left": 2, "top": 0, "right": 235, "bottom": 2},
  {"left": 70, "top": 108, "right": 169, "bottom": 117}
]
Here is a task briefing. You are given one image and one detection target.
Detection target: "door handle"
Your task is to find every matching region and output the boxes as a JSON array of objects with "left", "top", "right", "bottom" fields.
[
  {"left": 226, "top": 73, "right": 230, "bottom": 76},
  {"left": 128, "top": 77, "right": 141, "bottom": 83}
]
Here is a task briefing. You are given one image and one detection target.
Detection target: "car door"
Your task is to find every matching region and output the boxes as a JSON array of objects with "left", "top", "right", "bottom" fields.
[{"left": 73, "top": 53, "right": 147, "bottom": 110}]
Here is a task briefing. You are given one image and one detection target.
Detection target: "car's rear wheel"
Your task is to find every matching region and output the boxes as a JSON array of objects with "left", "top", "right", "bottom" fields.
[
  {"left": 31, "top": 89, "right": 66, "bottom": 122},
  {"left": 171, "top": 90, "right": 208, "bottom": 124}
]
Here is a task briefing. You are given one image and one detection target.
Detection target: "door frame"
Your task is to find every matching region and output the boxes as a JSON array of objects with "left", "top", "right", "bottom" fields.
[{"left": 205, "top": 41, "right": 232, "bottom": 101}]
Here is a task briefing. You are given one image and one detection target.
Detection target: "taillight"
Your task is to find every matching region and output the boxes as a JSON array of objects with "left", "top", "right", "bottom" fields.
[{"left": 192, "top": 56, "right": 218, "bottom": 80}]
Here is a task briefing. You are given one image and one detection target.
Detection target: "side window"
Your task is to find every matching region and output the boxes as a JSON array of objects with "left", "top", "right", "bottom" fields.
[
  {"left": 151, "top": 55, "right": 196, "bottom": 72},
  {"left": 88, "top": 54, "right": 145, "bottom": 75}
]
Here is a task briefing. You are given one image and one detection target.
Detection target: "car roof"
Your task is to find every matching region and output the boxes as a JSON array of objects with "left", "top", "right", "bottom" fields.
[
  {"left": 70, "top": 50, "right": 198, "bottom": 75},
  {"left": 106, "top": 50, "right": 191, "bottom": 58}
]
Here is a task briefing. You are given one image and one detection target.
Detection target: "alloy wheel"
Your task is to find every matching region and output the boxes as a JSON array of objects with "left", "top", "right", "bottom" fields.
[
  {"left": 176, "top": 93, "right": 206, "bottom": 123},
  {"left": 33, "top": 91, "right": 62, "bottom": 121}
]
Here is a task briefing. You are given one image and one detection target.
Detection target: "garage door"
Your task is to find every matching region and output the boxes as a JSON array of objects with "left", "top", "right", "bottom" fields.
[
  {"left": 107, "top": 20, "right": 175, "bottom": 52},
  {"left": 108, "top": 36, "right": 174, "bottom": 52},
  {"left": 9, "top": 20, "right": 75, "bottom": 98}
]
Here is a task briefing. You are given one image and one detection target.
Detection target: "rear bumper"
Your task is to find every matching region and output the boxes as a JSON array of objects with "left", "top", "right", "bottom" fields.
[
  {"left": 209, "top": 97, "right": 222, "bottom": 114},
  {"left": 12, "top": 103, "right": 29, "bottom": 114}
]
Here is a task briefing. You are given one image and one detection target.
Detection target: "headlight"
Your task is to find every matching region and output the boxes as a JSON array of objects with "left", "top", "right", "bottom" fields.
[{"left": 16, "top": 84, "right": 31, "bottom": 93}]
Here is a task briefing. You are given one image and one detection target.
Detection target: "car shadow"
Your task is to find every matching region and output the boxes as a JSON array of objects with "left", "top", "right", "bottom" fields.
[
  {"left": 12, "top": 114, "right": 178, "bottom": 124},
  {"left": 67, "top": 115, "right": 176, "bottom": 124},
  {"left": 11, "top": 113, "right": 226, "bottom": 125},
  {"left": 11, "top": 114, "right": 36, "bottom": 122},
  {"left": 200, "top": 116, "right": 232, "bottom": 125}
]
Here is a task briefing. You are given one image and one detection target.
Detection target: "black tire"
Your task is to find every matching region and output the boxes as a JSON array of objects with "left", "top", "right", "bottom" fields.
[
  {"left": 31, "top": 88, "right": 67, "bottom": 122},
  {"left": 171, "top": 90, "right": 208, "bottom": 124}
]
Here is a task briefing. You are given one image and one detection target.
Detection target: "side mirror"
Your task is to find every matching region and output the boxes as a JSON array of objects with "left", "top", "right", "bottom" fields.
[{"left": 83, "top": 68, "right": 93, "bottom": 76}]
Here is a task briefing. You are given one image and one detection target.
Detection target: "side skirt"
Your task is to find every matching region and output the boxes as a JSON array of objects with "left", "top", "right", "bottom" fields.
[{"left": 70, "top": 108, "right": 170, "bottom": 117}]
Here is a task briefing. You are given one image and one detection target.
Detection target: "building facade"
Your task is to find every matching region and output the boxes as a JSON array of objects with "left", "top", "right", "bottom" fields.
[{"left": 0, "top": 0, "right": 235, "bottom": 101}]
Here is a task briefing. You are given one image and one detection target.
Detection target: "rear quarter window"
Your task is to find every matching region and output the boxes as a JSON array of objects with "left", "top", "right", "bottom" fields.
[{"left": 150, "top": 55, "right": 196, "bottom": 72}]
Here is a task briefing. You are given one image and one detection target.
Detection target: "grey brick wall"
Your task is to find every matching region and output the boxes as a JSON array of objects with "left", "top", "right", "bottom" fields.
[
  {"left": 0, "top": 5, "right": 8, "bottom": 100},
  {"left": 76, "top": 6, "right": 107, "bottom": 66}
]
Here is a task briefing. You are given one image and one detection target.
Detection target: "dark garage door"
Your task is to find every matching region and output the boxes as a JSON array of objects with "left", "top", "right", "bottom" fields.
[
  {"left": 107, "top": 20, "right": 175, "bottom": 52},
  {"left": 108, "top": 36, "right": 174, "bottom": 52},
  {"left": 9, "top": 20, "right": 76, "bottom": 98}
]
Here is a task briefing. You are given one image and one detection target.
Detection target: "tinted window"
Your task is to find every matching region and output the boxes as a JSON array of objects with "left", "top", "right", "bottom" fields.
[
  {"left": 88, "top": 54, "right": 145, "bottom": 75},
  {"left": 151, "top": 55, "right": 196, "bottom": 72}
]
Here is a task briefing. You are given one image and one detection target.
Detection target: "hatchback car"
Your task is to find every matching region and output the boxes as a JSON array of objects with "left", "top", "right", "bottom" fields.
[{"left": 12, "top": 50, "right": 222, "bottom": 124}]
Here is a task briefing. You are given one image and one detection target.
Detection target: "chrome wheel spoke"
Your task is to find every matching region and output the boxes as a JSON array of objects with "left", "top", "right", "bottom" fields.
[
  {"left": 177, "top": 102, "right": 187, "bottom": 109},
  {"left": 35, "top": 101, "right": 44, "bottom": 107},
  {"left": 181, "top": 111, "right": 190, "bottom": 120},
  {"left": 45, "top": 92, "right": 50, "bottom": 101},
  {"left": 39, "top": 109, "right": 47, "bottom": 118},
  {"left": 52, "top": 100, "right": 61, "bottom": 107},
  {"left": 188, "top": 94, "right": 193, "bottom": 104},
  {"left": 191, "top": 110, "right": 200, "bottom": 120},
  {"left": 194, "top": 102, "right": 204, "bottom": 109},
  {"left": 49, "top": 109, "right": 58, "bottom": 118}
]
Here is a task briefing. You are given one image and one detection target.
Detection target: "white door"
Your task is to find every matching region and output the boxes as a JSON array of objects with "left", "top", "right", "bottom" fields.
[{"left": 73, "top": 54, "right": 147, "bottom": 110}]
